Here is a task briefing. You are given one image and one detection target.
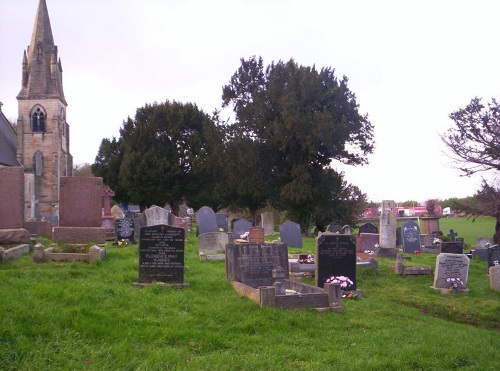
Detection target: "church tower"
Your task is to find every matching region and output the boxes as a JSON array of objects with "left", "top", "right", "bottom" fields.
[{"left": 16, "top": 0, "right": 72, "bottom": 219}]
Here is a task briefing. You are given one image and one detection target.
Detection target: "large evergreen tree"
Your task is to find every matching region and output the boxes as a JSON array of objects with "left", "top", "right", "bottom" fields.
[
  {"left": 118, "top": 100, "right": 223, "bottom": 215},
  {"left": 222, "top": 56, "right": 374, "bottom": 227}
]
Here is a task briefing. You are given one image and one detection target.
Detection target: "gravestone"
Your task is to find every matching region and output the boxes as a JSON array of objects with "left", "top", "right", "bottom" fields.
[
  {"left": 226, "top": 242, "right": 288, "bottom": 288},
  {"left": 114, "top": 218, "right": 136, "bottom": 244},
  {"left": 487, "top": 245, "right": 500, "bottom": 268},
  {"left": 476, "top": 237, "right": 494, "bottom": 249},
  {"left": 279, "top": 220, "right": 302, "bottom": 248},
  {"left": 173, "top": 216, "right": 188, "bottom": 240},
  {"left": 111, "top": 205, "right": 125, "bottom": 219},
  {"left": 215, "top": 213, "right": 228, "bottom": 232},
  {"left": 315, "top": 234, "right": 357, "bottom": 289},
  {"left": 261, "top": 211, "right": 274, "bottom": 236},
  {"left": 101, "top": 185, "right": 115, "bottom": 240},
  {"left": 440, "top": 241, "right": 464, "bottom": 254},
  {"left": 248, "top": 227, "right": 265, "bottom": 244},
  {"left": 356, "top": 233, "right": 379, "bottom": 252},
  {"left": 326, "top": 221, "right": 342, "bottom": 233},
  {"left": 139, "top": 224, "right": 185, "bottom": 284},
  {"left": 53, "top": 177, "right": 105, "bottom": 244},
  {"left": 358, "top": 222, "right": 378, "bottom": 235},
  {"left": 233, "top": 218, "right": 253, "bottom": 239},
  {"left": 0, "top": 167, "right": 29, "bottom": 244},
  {"left": 447, "top": 229, "right": 458, "bottom": 241},
  {"left": 196, "top": 206, "right": 218, "bottom": 235},
  {"left": 198, "top": 232, "right": 228, "bottom": 260},
  {"left": 401, "top": 220, "right": 421, "bottom": 254},
  {"left": 378, "top": 200, "right": 397, "bottom": 257},
  {"left": 421, "top": 234, "right": 441, "bottom": 254},
  {"left": 432, "top": 253, "right": 470, "bottom": 290},
  {"left": 134, "top": 214, "right": 145, "bottom": 239},
  {"left": 489, "top": 265, "right": 500, "bottom": 291},
  {"left": 342, "top": 225, "right": 353, "bottom": 235},
  {"left": 143, "top": 206, "right": 170, "bottom": 227}
]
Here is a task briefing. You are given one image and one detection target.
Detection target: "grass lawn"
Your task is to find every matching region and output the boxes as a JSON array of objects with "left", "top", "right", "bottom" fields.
[{"left": 0, "top": 217, "right": 499, "bottom": 370}]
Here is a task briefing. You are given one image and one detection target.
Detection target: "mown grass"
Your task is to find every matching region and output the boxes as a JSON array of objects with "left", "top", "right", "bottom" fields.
[{"left": 1, "top": 218, "right": 499, "bottom": 370}]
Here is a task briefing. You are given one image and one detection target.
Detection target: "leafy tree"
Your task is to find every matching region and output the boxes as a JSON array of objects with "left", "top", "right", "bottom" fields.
[
  {"left": 73, "top": 163, "right": 93, "bottom": 177},
  {"left": 118, "top": 100, "right": 223, "bottom": 215},
  {"left": 441, "top": 97, "right": 500, "bottom": 175},
  {"left": 441, "top": 97, "right": 500, "bottom": 243},
  {"left": 401, "top": 200, "right": 419, "bottom": 207},
  {"left": 91, "top": 137, "right": 128, "bottom": 203},
  {"left": 222, "top": 56, "right": 374, "bottom": 228}
]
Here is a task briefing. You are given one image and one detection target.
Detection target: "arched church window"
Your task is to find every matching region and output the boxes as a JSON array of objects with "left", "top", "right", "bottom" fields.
[{"left": 31, "top": 107, "right": 46, "bottom": 132}]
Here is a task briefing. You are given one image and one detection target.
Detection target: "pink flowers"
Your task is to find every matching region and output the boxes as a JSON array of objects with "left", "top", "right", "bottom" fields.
[{"left": 325, "top": 275, "right": 353, "bottom": 290}]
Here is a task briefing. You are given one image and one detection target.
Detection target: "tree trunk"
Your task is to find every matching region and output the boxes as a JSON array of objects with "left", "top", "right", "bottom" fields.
[
  {"left": 494, "top": 216, "right": 500, "bottom": 245},
  {"left": 170, "top": 199, "right": 181, "bottom": 217}
]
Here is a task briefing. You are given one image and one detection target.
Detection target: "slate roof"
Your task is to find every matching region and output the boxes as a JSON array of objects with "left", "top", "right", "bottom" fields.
[{"left": 0, "top": 108, "right": 20, "bottom": 166}]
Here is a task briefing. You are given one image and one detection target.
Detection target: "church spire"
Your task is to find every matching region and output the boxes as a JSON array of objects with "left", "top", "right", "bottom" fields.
[{"left": 17, "top": 0, "right": 66, "bottom": 104}]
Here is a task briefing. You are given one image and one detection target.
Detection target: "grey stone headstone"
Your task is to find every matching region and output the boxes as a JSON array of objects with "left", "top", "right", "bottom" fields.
[
  {"left": 401, "top": 220, "right": 421, "bottom": 254},
  {"left": 196, "top": 206, "right": 218, "bottom": 235},
  {"left": 433, "top": 253, "right": 470, "bottom": 289},
  {"left": 198, "top": 232, "right": 229, "bottom": 256},
  {"left": 143, "top": 206, "right": 170, "bottom": 226},
  {"left": 280, "top": 220, "right": 302, "bottom": 248},
  {"left": 225, "top": 242, "right": 288, "bottom": 288},
  {"left": 489, "top": 265, "right": 500, "bottom": 291},
  {"left": 380, "top": 200, "right": 397, "bottom": 249},
  {"left": 261, "top": 211, "right": 275, "bottom": 236},
  {"left": 233, "top": 218, "right": 253, "bottom": 239},
  {"left": 215, "top": 213, "right": 228, "bottom": 232}
]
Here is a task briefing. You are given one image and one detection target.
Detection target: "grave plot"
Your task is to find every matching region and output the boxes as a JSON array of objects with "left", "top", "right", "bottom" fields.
[{"left": 226, "top": 243, "right": 343, "bottom": 311}]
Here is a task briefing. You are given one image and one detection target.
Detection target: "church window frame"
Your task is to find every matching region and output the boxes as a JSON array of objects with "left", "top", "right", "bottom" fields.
[{"left": 31, "top": 105, "right": 46, "bottom": 133}]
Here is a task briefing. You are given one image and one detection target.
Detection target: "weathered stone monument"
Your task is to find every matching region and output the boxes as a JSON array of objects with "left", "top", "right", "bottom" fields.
[
  {"left": 432, "top": 253, "right": 470, "bottom": 293},
  {"left": 377, "top": 200, "right": 398, "bottom": 257},
  {"left": 261, "top": 211, "right": 275, "bottom": 236},
  {"left": 53, "top": 177, "right": 106, "bottom": 244},
  {"left": 198, "top": 232, "right": 228, "bottom": 261},
  {"left": 233, "top": 218, "right": 253, "bottom": 239},
  {"left": 280, "top": 220, "right": 302, "bottom": 248},
  {"left": 0, "top": 167, "right": 29, "bottom": 244},
  {"left": 143, "top": 206, "right": 170, "bottom": 227},
  {"left": 138, "top": 224, "right": 186, "bottom": 285},
  {"left": 101, "top": 185, "right": 115, "bottom": 240}
]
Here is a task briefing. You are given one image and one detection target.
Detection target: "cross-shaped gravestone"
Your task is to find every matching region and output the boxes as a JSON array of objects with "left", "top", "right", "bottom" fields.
[
  {"left": 102, "top": 185, "right": 115, "bottom": 217},
  {"left": 447, "top": 229, "right": 458, "bottom": 242}
]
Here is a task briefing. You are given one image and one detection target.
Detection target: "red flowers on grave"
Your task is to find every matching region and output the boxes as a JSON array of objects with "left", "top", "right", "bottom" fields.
[
  {"left": 415, "top": 250, "right": 422, "bottom": 255},
  {"left": 297, "top": 254, "right": 315, "bottom": 264}
]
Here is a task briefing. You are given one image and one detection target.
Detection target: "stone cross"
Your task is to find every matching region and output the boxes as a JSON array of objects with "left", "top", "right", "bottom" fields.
[
  {"left": 447, "top": 229, "right": 458, "bottom": 242},
  {"left": 102, "top": 185, "right": 115, "bottom": 217}
]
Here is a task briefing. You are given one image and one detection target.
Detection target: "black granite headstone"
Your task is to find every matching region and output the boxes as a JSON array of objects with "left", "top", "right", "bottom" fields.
[
  {"left": 225, "top": 243, "right": 289, "bottom": 288},
  {"left": 280, "top": 220, "right": 302, "bottom": 248},
  {"left": 487, "top": 245, "right": 500, "bottom": 268},
  {"left": 440, "top": 241, "right": 464, "bottom": 254},
  {"left": 326, "top": 221, "right": 343, "bottom": 233},
  {"left": 139, "top": 224, "right": 185, "bottom": 284},
  {"left": 115, "top": 218, "right": 136, "bottom": 244},
  {"left": 315, "top": 234, "right": 357, "bottom": 289},
  {"left": 358, "top": 222, "right": 378, "bottom": 235},
  {"left": 401, "top": 220, "right": 421, "bottom": 254}
]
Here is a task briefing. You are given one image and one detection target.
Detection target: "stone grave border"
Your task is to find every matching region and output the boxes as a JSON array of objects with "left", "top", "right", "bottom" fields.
[
  {"left": 32, "top": 243, "right": 106, "bottom": 263},
  {"left": 0, "top": 244, "right": 30, "bottom": 263}
]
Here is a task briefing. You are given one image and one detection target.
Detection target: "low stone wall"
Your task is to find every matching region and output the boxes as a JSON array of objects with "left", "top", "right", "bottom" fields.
[
  {"left": 53, "top": 227, "right": 106, "bottom": 244},
  {"left": 33, "top": 244, "right": 106, "bottom": 263},
  {"left": 0, "top": 244, "right": 30, "bottom": 263}
]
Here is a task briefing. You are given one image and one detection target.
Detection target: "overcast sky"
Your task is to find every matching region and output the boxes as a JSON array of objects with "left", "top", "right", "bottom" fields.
[{"left": 1, "top": 0, "right": 499, "bottom": 203}]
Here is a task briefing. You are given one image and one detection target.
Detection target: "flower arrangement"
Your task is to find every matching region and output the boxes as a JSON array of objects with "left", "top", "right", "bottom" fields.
[
  {"left": 364, "top": 250, "right": 375, "bottom": 255},
  {"left": 297, "top": 254, "right": 315, "bottom": 264},
  {"left": 446, "top": 277, "right": 465, "bottom": 290},
  {"left": 415, "top": 250, "right": 422, "bottom": 255},
  {"left": 433, "top": 238, "right": 442, "bottom": 245},
  {"left": 325, "top": 275, "right": 354, "bottom": 290},
  {"left": 117, "top": 239, "right": 130, "bottom": 246}
]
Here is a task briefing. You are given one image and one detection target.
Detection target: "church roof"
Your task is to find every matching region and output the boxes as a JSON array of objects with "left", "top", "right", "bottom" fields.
[
  {"left": 17, "top": 0, "right": 66, "bottom": 104},
  {"left": 0, "top": 105, "right": 20, "bottom": 167}
]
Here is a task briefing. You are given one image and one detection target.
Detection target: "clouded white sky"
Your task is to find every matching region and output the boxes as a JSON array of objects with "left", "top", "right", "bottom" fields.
[{"left": 1, "top": 0, "right": 499, "bottom": 203}]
